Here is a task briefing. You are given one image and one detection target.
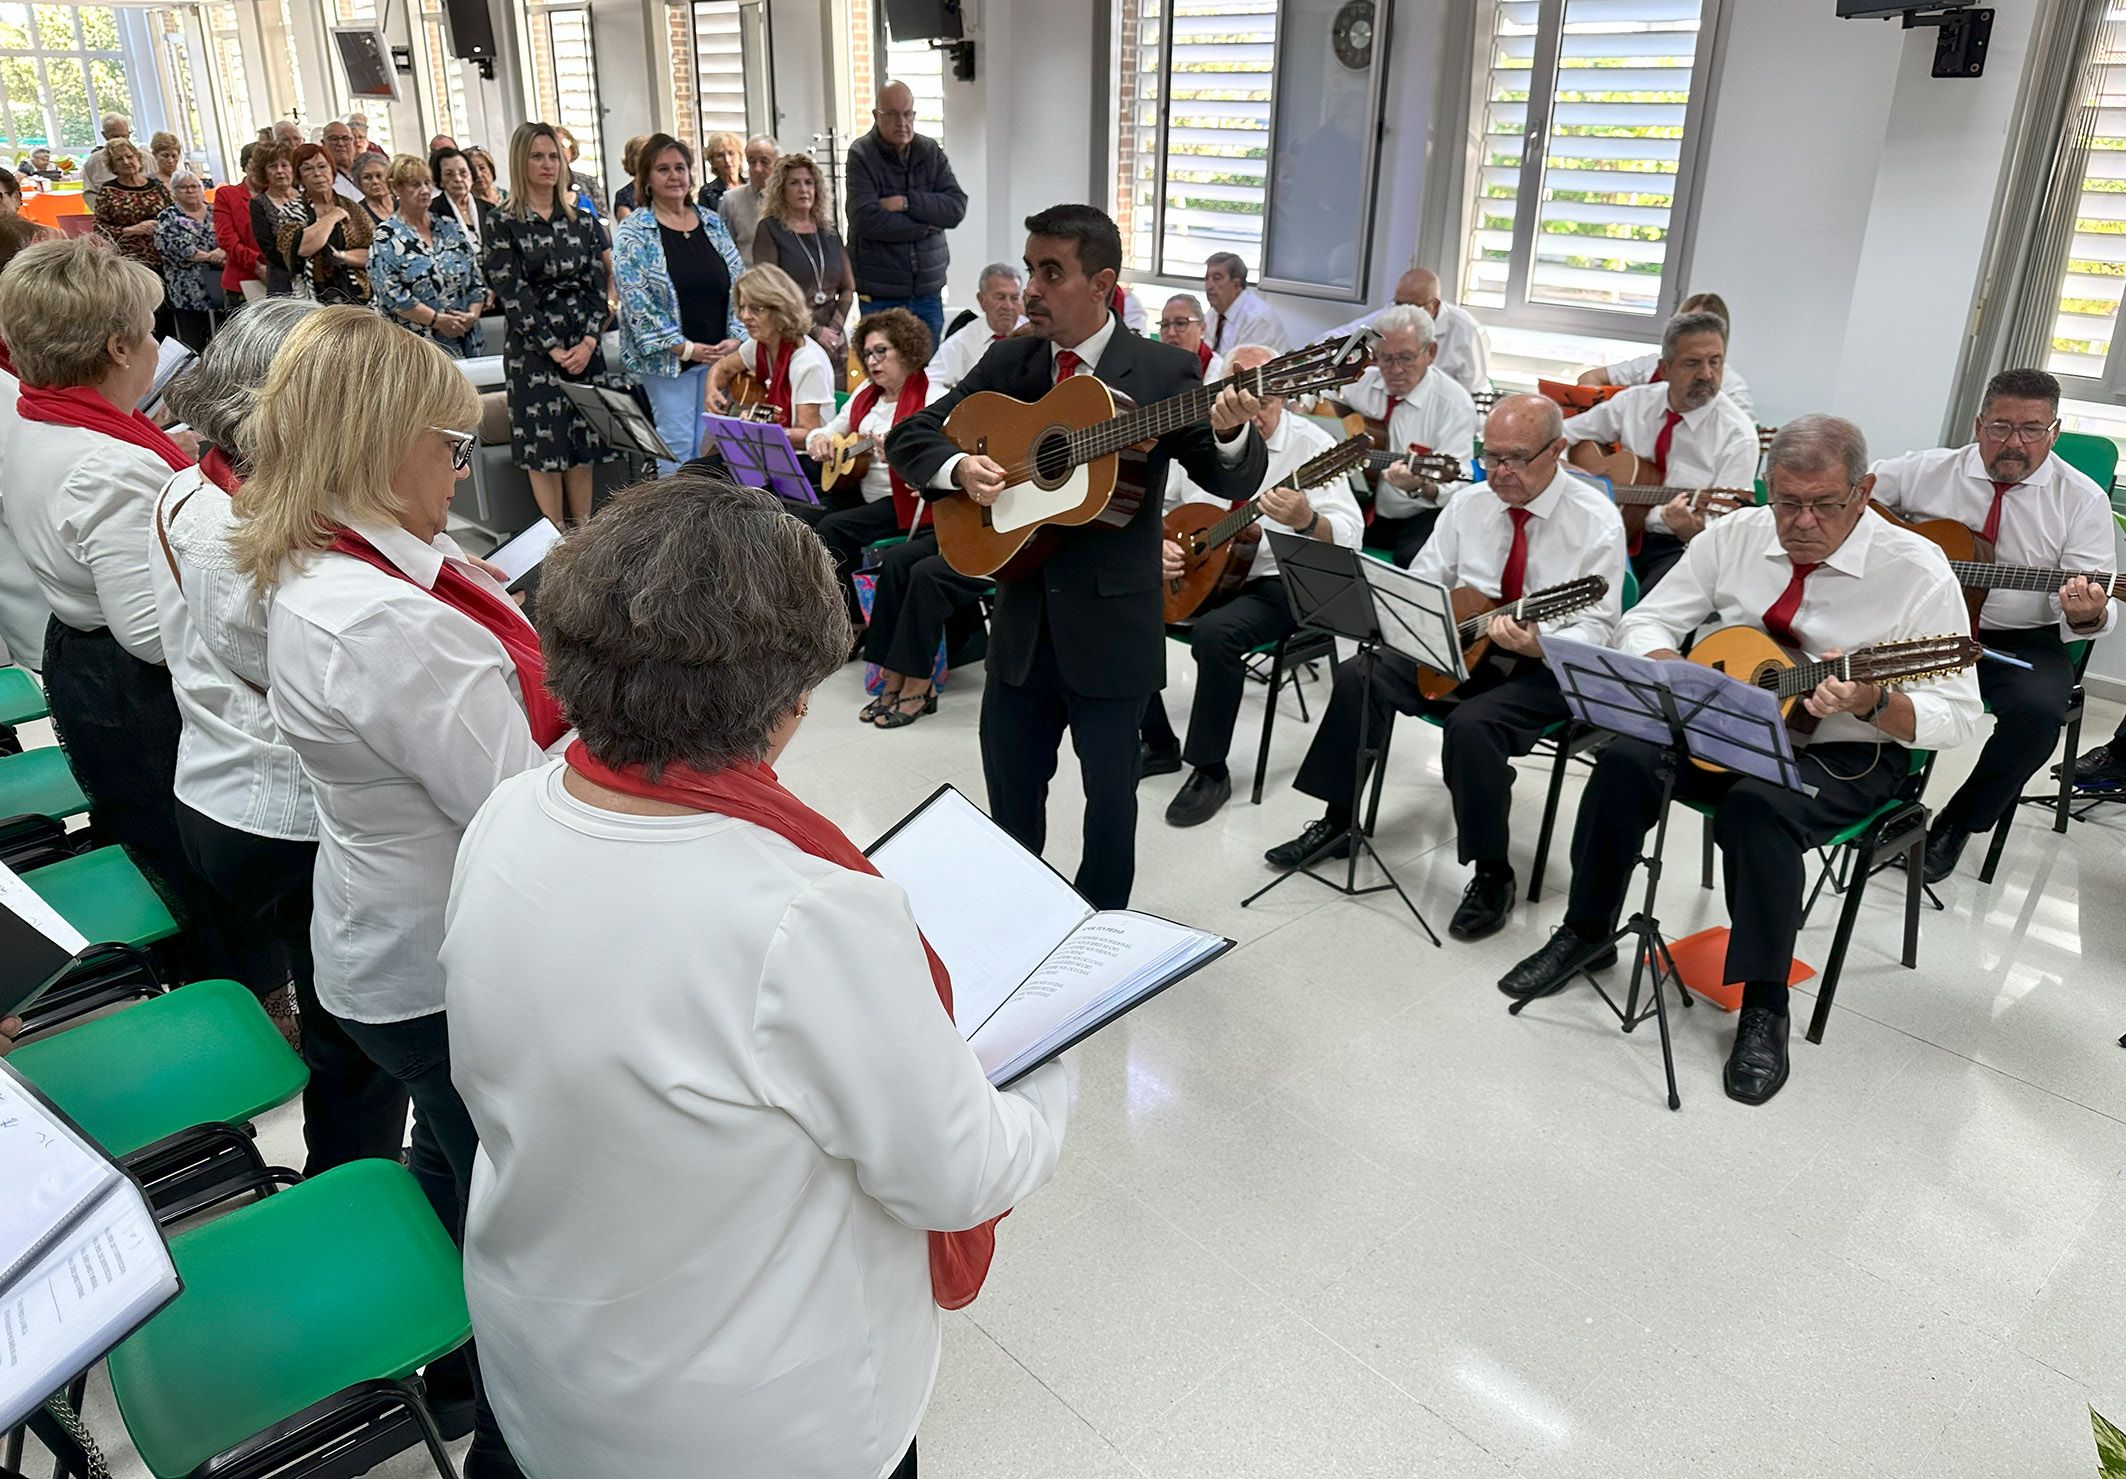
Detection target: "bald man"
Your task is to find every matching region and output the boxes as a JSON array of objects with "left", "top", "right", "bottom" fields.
[
  {"left": 847, "top": 80, "right": 967, "bottom": 343},
  {"left": 1335, "top": 267, "right": 1492, "bottom": 396}
]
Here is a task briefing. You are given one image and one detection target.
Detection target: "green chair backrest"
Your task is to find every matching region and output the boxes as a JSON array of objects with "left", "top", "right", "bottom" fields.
[
  {"left": 2056, "top": 430, "right": 2118, "bottom": 493},
  {"left": 1620, "top": 564, "right": 1641, "bottom": 612}
]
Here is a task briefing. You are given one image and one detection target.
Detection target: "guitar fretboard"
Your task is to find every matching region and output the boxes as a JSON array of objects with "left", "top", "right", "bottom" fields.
[
  {"left": 1072, "top": 382, "right": 1224, "bottom": 464},
  {"left": 1948, "top": 561, "right": 2125, "bottom": 599}
]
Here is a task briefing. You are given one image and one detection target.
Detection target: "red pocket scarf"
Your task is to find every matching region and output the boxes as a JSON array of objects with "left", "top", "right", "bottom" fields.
[
  {"left": 757, "top": 338, "right": 797, "bottom": 426},
  {"left": 844, "top": 369, "right": 932, "bottom": 531},
  {"left": 16, "top": 382, "right": 194, "bottom": 472},
  {"left": 564, "top": 739, "right": 1006, "bottom": 1309},
  {"left": 326, "top": 527, "right": 567, "bottom": 748}
]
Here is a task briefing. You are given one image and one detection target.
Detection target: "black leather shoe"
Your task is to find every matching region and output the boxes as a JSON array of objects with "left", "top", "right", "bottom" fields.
[
  {"left": 1498, "top": 926, "right": 1617, "bottom": 999},
  {"left": 1140, "top": 742, "right": 1183, "bottom": 778},
  {"left": 1922, "top": 823, "right": 1969, "bottom": 885},
  {"left": 1165, "top": 769, "right": 1232, "bottom": 827},
  {"left": 1723, "top": 1007, "right": 1791, "bottom": 1105},
  {"left": 1265, "top": 816, "right": 1351, "bottom": 869},
  {"left": 2065, "top": 741, "right": 2126, "bottom": 788},
  {"left": 1449, "top": 871, "right": 1516, "bottom": 941}
]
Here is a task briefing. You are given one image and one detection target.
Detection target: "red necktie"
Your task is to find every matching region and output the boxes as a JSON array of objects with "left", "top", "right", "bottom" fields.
[
  {"left": 1054, "top": 348, "right": 1083, "bottom": 386},
  {"left": 1650, "top": 408, "right": 1683, "bottom": 482},
  {"left": 1982, "top": 479, "right": 2015, "bottom": 544},
  {"left": 1500, "top": 508, "right": 1532, "bottom": 603},
  {"left": 1384, "top": 394, "right": 1401, "bottom": 422},
  {"left": 1211, "top": 313, "right": 1225, "bottom": 352},
  {"left": 1761, "top": 561, "right": 1819, "bottom": 650}
]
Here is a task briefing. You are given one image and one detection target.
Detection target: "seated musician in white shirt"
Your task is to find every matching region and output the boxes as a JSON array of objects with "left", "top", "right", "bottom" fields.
[
  {"left": 1501, "top": 416, "right": 1981, "bottom": 1106},
  {"left": 1335, "top": 303, "right": 1479, "bottom": 566},
  {"left": 928, "top": 262, "right": 1025, "bottom": 391},
  {"left": 1577, "top": 290, "right": 1754, "bottom": 420},
  {"left": 1156, "top": 293, "right": 1224, "bottom": 384},
  {"left": 1867, "top": 367, "right": 2115, "bottom": 883},
  {"left": 1204, "top": 251, "right": 1289, "bottom": 355},
  {"left": 1263, "top": 395, "right": 1625, "bottom": 942},
  {"left": 1331, "top": 266, "right": 1492, "bottom": 398},
  {"left": 1561, "top": 308, "right": 1760, "bottom": 591},
  {"left": 1140, "top": 345, "right": 1364, "bottom": 826}
]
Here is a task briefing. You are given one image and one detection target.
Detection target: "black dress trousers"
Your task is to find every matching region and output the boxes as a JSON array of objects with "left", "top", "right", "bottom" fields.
[{"left": 1936, "top": 624, "right": 2075, "bottom": 833}]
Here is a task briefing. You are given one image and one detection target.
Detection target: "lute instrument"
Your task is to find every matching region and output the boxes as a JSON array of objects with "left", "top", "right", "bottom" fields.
[
  {"left": 930, "top": 332, "right": 1378, "bottom": 580},
  {"left": 1414, "top": 574, "right": 1611, "bottom": 699},
  {"left": 1869, "top": 503, "right": 2122, "bottom": 631},
  {"left": 1161, "top": 434, "right": 1372, "bottom": 622},
  {"left": 1684, "top": 624, "right": 1983, "bottom": 773},
  {"left": 818, "top": 432, "right": 875, "bottom": 492},
  {"left": 1566, "top": 442, "right": 1752, "bottom": 541}
]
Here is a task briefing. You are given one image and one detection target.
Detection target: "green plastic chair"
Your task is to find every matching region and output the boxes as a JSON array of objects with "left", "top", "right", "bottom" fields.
[
  {"left": 8, "top": 980, "right": 306, "bottom": 1223},
  {"left": 106, "top": 1158, "right": 471, "bottom": 1479},
  {"left": 17, "top": 846, "right": 180, "bottom": 1034},
  {"left": 0, "top": 663, "right": 46, "bottom": 726},
  {"left": 0, "top": 744, "right": 88, "bottom": 870},
  {"left": 2055, "top": 430, "right": 2119, "bottom": 494}
]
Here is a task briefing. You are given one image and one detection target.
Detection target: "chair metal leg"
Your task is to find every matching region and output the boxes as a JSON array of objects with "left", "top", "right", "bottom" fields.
[
  {"left": 1700, "top": 814, "right": 1715, "bottom": 890},
  {"left": 2056, "top": 695, "right": 2082, "bottom": 833},
  {"left": 1528, "top": 731, "right": 1574, "bottom": 903},
  {"left": 1363, "top": 722, "right": 1392, "bottom": 836},
  {"left": 1901, "top": 816, "right": 1924, "bottom": 968},
  {"left": 1251, "top": 639, "right": 1289, "bottom": 806},
  {"left": 1809, "top": 832, "right": 1879, "bottom": 1046},
  {"left": 1977, "top": 809, "right": 2012, "bottom": 885}
]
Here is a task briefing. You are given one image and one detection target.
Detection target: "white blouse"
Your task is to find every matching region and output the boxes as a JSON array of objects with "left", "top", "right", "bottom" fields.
[
  {"left": 443, "top": 763, "right": 1069, "bottom": 1479},
  {"left": 1, "top": 416, "right": 170, "bottom": 661},
  {"left": 739, "top": 335, "right": 836, "bottom": 424},
  {"left": 0, "top": 367, "right": 54, "bottom": 669},
  {"left": 149, "top": 468, "right": 316, "bottom": 840},
  {"left": 267, "top": 519, "right": 549, "bottom": 1023},
  {"left": 814, "top": 377, "right": 948, "bottom": 504}
]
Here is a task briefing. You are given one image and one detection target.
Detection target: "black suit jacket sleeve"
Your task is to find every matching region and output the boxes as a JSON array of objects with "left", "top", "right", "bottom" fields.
[{"left": 883, "top": 337, "right": 1038, "bottom": 493}]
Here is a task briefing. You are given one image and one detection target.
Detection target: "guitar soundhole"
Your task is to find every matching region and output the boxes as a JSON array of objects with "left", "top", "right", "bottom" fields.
[{"left": 1032, "top": 429, "right": 1072, "bottom": 488}]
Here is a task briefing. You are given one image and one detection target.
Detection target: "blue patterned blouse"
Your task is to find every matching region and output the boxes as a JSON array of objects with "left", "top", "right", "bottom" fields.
[
  {"left": 370, "top": 212, "right": 488, "bottom": 358},
  {"left": 153, "top": 205, "right": 224, "bottom": 313}
]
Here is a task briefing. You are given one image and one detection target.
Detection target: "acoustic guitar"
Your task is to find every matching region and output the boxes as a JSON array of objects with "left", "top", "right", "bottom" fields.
[
  {"left": 1684, "top": 624, "right": 1983, "bottom": 773},
  {"left": 1566, "top": 442, "right": 1753, "bottom": 542},
  {"left": 1300, "top": 399, "right": 1465, "bottom": 492},
  {"left": 1161, "top": 434, "right": 1372, "bottom": 622},
  {"left": 818, "top": 432, "right": 875, "bottom": 492},
  {"left": 718, "top": 368, "right": 782, "bottom": 426},
  {"left": 931, "top": 333, "right": 1378, "bottom": 580},
  {"left": 1414, "top": 574, "right": 1612, "bottom": 700},
  {"left": 1869, "top": 503, "right": 2125, "bottom": 631}
]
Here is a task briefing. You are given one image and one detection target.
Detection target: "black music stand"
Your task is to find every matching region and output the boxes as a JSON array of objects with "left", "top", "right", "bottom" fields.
[
  {"left": 560, "top": 383, "right": 671, "bottom": 479},
  {"left": 1240, "top": 538, "right": 1462, "bottom": 945},
  {"left": 1522, "top": 636, "right": 1809, "bottom": 1110}
]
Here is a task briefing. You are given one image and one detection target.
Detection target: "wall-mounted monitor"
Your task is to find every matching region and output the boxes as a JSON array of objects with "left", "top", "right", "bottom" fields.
[{"left": 331, "top": 26, "right": 400, "bottom": 102}]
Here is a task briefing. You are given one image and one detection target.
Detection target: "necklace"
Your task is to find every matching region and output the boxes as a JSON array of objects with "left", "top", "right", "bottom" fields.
[{"left": 794, "top": 224, "right": 829, "bottom": 307}]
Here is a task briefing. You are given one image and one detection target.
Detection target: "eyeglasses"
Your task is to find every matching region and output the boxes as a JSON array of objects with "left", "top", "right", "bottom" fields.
[
  {"left": 1477, "top": 447, "right": 1554, "bottom": 471},
  {"left": 1978, "top": 419, "right": 2059, "bottom": 444},
  {"left": 433, "top": 427, "right": 476, "bottom": 472},
  {"left": 873, "top": 108, "right": 917, "bottom": 122},
  {"left": 1767, "top": 487, "right": 1865, "bottom": 521},
  {"left": 1376, "top": 352, "right": 1427, "bottom": 370},
  {"left": 860, "top": 344, "right": 893, "bottom": 362},
  {"left": 1158, "top": 318, "right": 1202, "bottom": 331}
]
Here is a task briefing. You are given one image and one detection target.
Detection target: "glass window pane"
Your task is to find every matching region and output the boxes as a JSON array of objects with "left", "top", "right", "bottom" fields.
[
  {"left": 0, "top": 56, "right": 44, "bottom": 148},
  {"left": 0, "top": 4, "right": 30, "bottom": 50},
  {"left": 1462, "top": 0, "right": 1538, "bottom": 311},
  {"left": 544, "top": 7, "right": 602, "bottom": 169},
  {"left": 1156, "top": 0, "right": 1275, "bottom": 280},
  {"left": 32, "top": 3, "right": 72, "bottom": 51},
  {"left": 2049, "top": 8, "right": 2126, "bottom": 381},
  {"left": 883, "top": 36, "right": 945, "bottom": 150},
  {"left": 46, "top": 56, "right": 92, "bottom": 149},
  {"left": 690, "top": 0, "right": 747, "bottom": 139},
  {"left": 1260, "top": 0, "right": 1377, "bottom": 293},
  {"left": 77, "top": 6, "right": 118, "bottom": 51},
  {"left": 87, "top": 56, "right": 125, "bottom": 123}
]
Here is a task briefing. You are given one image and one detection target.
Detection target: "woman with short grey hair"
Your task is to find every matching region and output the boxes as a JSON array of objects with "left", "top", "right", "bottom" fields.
[
  {"left": 441, "top": 476, "right": 1069, "bottom": 1479},
  {"left": 153, "top": 296, "right": 410, "bottom": 1171}
]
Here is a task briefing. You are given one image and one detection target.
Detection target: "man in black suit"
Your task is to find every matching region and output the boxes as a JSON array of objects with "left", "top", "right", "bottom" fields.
[{"left": 884, "top": 204, "right": 1269, "bottom": 908}]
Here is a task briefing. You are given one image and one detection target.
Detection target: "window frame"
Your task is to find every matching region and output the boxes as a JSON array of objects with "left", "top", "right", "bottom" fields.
[
  {"left": 516, "top": 0, "right": 605, "bottom": 178},
  {"left": 0, "top": 3, "right": 134, "bottom": 159},
  {"left": 1437, "top": 0, "right": 1731, "bottom": 339}
]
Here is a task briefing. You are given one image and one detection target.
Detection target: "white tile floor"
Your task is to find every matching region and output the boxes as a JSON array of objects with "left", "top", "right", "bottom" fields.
[{"left": 53, "top": 644, "right": 2126, "bottom": 1477}]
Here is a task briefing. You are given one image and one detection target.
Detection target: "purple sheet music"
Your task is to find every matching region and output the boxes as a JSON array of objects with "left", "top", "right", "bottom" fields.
[{"left": 699, "top": 413, "right": 817, "bottom": 503}]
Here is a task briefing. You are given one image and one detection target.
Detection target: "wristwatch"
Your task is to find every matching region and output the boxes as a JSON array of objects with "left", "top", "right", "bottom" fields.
[
  {"left": 1299, "top": 510, "right": 1322, "bottom": 538},
  {"left": 1866, "top": 685, "right": 1892, "bottom": 723}
]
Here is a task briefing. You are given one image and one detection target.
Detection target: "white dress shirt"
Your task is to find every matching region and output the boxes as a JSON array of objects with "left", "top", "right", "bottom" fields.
[
  {"left": 1615, "top": 505, "right": 1981, "bottom": 752},
  {"left": 332, "top": 171, "right": 364, "bottom": 204},
  {"left": 1562, "top": 382, "right": 1760, "bottom": 537},
  {"left": 0, "top": 368, "right": 54, "bottom": 669},
  {"left": 1208, "top": 285, "right": 1289, "bottom": 355},
  {"left": 1339, "top": 366, "right": 1479, "bottom": 517},
  {"left": 1330, "top": 298, "right": 1492, "bottom": 396},
  {"left": 150, "top": 469, "right": 316, "bottom": 840},
  {"left": 928, "top": 315, "right": 1023, "bottom": 391},
  {"left": 739, "top": 335, "right": 837, "bottom": 425},
  {"left": 813, "top": 378, "right": 947, "bottom": 504},
  {"left": 1411, "top": 466, "right": 1625, "bottom": 648},
  {"left": 1, "top": 416, "right": 171, "bottom": 661},
  {"left": 443, "top": 763, "right": 1069, "bottom": 1479},
  {"left": 1868, "top": 444, "right": 2116, "bottom": 639},
  {"left": 267, "top": 519, "right": 549, "bottom": 1023},
  {"left": 1602, "top": 352, "right": 1754, "bottom": 421},
  {"left": 1173, "top": 407, "right": 1362, "bottom": 583}
]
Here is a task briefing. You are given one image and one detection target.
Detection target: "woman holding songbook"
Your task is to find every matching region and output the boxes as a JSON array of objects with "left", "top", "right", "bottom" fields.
[
  {"left": 231, "top": 306, "right": 545, "bottom": 1477},
  {"left": 440, "top": 476, "right": 1067, "bottom": 1479},
  {"left": 705, "top": 262, "right": 836, "bottom": 446}
]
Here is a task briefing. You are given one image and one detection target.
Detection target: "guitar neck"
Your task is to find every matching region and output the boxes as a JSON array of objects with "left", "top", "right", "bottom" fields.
[
  {"left": 1200, "top": 443, "right": 1368, "bottom": 550},
  {"left": 1948, "top": 560, "right": 2126, "bottom": 601},
  {"left": 1772, "top": 645, "right": 1972, "bottom": 699},
  {"left": 1611, "top": 484, "right": 1746, "bottom": 506},
  {"left": 1454, "top": 583, "right": 1600, "bottom": 642}
]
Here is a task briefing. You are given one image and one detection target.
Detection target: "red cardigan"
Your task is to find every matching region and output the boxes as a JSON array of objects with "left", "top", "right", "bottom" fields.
[{"left": 212, "top": 181, "right": 262, "bottom": 294}]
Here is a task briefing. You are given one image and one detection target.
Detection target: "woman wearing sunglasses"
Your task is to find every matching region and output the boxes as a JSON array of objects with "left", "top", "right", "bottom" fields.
[{"left": 229, "top": 306, "right": 548, "bottom": 1477}]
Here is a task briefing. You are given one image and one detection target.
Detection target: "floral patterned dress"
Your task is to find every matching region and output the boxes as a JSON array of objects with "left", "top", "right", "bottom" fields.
[
  {"left": 371, "top": 213, "right": 486, "bottom": 358},
  {"left": 153, "top": 206, "right": 225, "bottom": 312},
  {"left": 484, "top": 202, "right": 621, "bottom": 471},
  {"left": 94, "top": 179, "right": 173, "bottom": 270}
]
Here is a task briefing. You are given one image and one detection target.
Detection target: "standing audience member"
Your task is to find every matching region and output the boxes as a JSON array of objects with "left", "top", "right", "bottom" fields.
[
  {"left": 555, "top": 126, "right": 605, "bottom": 217},
  {"left": 427, "top": 133, "right": 458, "bottom": 156},
  {"left": 466, "top": 146, "right": 505, "bottom": 207},
  {"left": 154, "top": 172, "right": 225, "bottom": 351},
  {"left": 90, "top": 138, "right": 176, "bottom": 343},
  {"left": 0, "top": 237, "right": 238, "bottom": 983},
  {"left": 1203, "top": 251, "right": 1288, "bottom": 356},
  {"left": 354, "top": 153, "right": 393, "bottom": 228},
  {"left": 349, "top": 113, "right": 384, "bottom": 156},
  {"left": 929, "top": 262, "right": 1024, "bottom": 391},
  {"left": 270, "top": 119, "right": 304, "bottom": 149},
  {"left": 372, "top": 155, "right": 487, "bottom": 358},
  {"left": 430, "top": 146, "right": 495, "bottom": 257},
  {"left": 486, "top": 121, "right": 618, "bottom": 529},
  {"left": 248, "top": 142, "right": 306, "bottom": 298},
  {"left": 321, "top": 119, "right": 364, "bottom": 202},
  {"left": 718, "top": 135, "right": 778, "bottom": 266},
  {"left": 153, "top": 298, "right": 411, "bottom": 1167},
  {"left": 846, "top": 82, "right": 965, "bottom": 342},
  {"left": 231, "top": 307, "right": 539, "bottom": 1478},
  {"left": 0, "top": 215, "right": 55, "bottom": 672},
  {"left": 614, "top": 133, "right": 743, "bottom": 475},
  {"left": 442, "top": 477, "right": 1067, "bottom": 1479},
  {"left": 705, "top": 263, "right": 835, "bottom": 452},
  {"left": 610, "top": 135, "right": 648, "bottom": 219},
  {"left": 81, "top": 113, "right": 132, "bottom": 210},
  {"left": 1157, "top": 293, "right": 1222, "bottom": 381},
  {"left": 212, "top": 143, "right": 267, "bottom": 304},
  {"left": 147, "top": 131, "right": 192, "bottom": 194},
  {"left": 751, "top": 151, "right": 855, "bottom": 387},
  {"left": 278, "top": 143, "right": 371, "bottom": 305},
  {"left": 697, "top": 130, "right": 745, "bottom": 213}
]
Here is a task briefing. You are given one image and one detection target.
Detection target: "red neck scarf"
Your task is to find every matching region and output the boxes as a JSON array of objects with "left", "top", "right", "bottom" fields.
[
  {"left": 563, "top": 740, "right": 1006, "bottom": 1310},
  {"left": 845, "top": 370, "right": 932, "bottom": 530},
  {"left": 199, "top": 447, "right": 242, "bottom": 493},
  {"left": 758, "top": 338, "right": 797, "bottom": 425},
  {"left": 1194, "top": 342, "right": 1213, "bottom": 374},
  {"left": 16, "top": 383, "right": 194, "bottom": 473},
  {"left": 326, "top": 527, "right": 567, "bottom": 748}
]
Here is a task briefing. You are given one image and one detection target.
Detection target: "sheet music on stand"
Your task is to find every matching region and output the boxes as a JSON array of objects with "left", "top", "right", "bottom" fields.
[
  {"left": 1266, "top": 535, "right": 1463, "bottom": 679},
  {"left": 559, "top": 383, "right": 673, "bottom": 465},
  {"left": 1539, "top": 635, "right": 1812, "bottom": 795},
  {"left": 699, "top": 413, "right": 817, "bottom": 503}
]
